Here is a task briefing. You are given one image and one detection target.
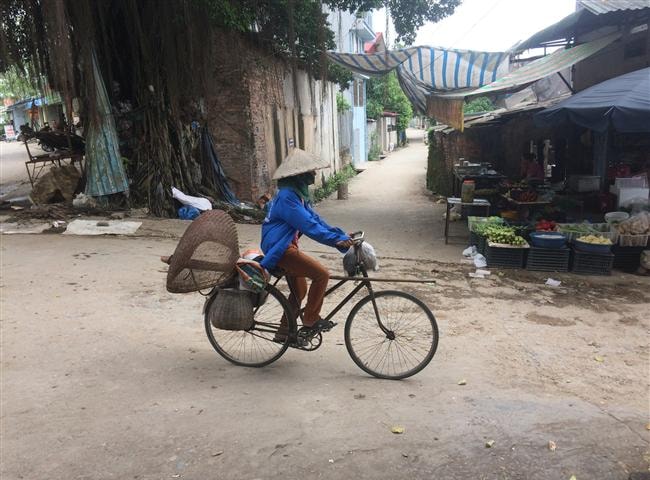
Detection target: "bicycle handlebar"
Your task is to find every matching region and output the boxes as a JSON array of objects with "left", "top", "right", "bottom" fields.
[{"left": 350, "top": 231, "right": 364, "bottom": 244}]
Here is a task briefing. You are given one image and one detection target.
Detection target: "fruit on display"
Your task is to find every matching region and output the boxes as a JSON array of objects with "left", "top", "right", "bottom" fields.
[
  {"left": 576, "top": 235, "right": 612, "bottom": 245},
  {"left": 535, "top": 219, "right": 557, "bottom": 231},
  {"left": 481, "top": 225, "right": 527, "bottom": 246},
  {"left": 556, "top": 223, "right": 594, "bottom": 235}
]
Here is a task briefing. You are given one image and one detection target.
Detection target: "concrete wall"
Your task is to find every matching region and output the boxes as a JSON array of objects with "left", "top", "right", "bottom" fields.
[
  {"left": 208, "top": 31, "right": 340, "bottom": 201},
  {"left": 327, "top": 8, "right": 372, "bottom": 168},
  {"left": 574, "top": 25, "right": 650, "bottom": 91}
]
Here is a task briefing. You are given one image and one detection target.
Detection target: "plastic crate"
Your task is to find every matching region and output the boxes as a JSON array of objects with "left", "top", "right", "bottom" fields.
[
  {"left": 556, "top": 223, "right": 616, "bottom": 243},
  {"left": 612, "top": 245, "right": 644, "bottom": 272},
  {"left": 571, "top": 249, "right": 614, "bottom": 275},
  {"left": 587, "top": 223, "right": 618, "bottom": 242},
  {"left": 478, "top": 235, "right": 487, "bottom": 255},
  {"left": 569, "top": 175, "right": 600, "bottom": 192},
  {"left": 469, "top": 231, "right": 481, "bottom": 247},
  {"left": 468, "top": 216, "right": 503, "bottom": 232},
  {"left": 526, "top": 247, "right": 570, "bottom": 272},
  {"left": 617, "top": 234, "right": 649, "bottom": 247},
  {"left": 485, "top": 243, "right": 527, "bottom": 269}
]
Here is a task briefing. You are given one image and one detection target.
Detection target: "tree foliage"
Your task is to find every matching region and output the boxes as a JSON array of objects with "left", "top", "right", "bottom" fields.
[
  {"left": 463, "top": 97, "right": 496, "bottom": 114},
  {"left": 0, "top": 0, "right": 457, "bottom": 215},
  {"left": 366, "top": 71, "right": 413, "bottom": 132},
  {"left": 0, "top": 65, "right": 39, "bottom": 99},
  {"left": 325, "top": 0, "right": 461, "bottom": 45}
]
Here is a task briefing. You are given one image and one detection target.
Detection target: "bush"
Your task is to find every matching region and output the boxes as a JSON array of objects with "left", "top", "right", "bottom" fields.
[
  {"left": 336, "top": 91, "right": 351, "bottom": 114},
  {"left": 312, "top": 164, "right": 356, "bottom": 203},
  {"left": 464, "top": 97, "right": 496, "bottom": 114}
]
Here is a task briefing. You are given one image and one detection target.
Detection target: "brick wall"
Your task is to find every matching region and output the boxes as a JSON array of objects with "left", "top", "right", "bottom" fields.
[{"left": 207, "top": 30, "right": 339, "bottom": 201}]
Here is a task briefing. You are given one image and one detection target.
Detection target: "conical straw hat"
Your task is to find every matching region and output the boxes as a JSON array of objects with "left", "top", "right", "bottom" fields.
[{"left": 272, "top": 148, "right": 329, "bottom": 180}]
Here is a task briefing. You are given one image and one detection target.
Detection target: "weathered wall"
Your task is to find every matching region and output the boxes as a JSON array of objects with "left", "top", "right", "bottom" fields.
[
  {"left": 208, "top": 31, "right": 339, "bottom": 201},
  {"left": 433, "top": 112, "right": 586, "bottom": 182},
  {"left": 574, "top": 26, "right": 650, "bottom": 92}
]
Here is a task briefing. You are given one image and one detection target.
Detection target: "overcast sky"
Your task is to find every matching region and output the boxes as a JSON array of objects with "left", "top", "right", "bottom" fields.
[{"left": 373, "top": 0, "right": 576, "bottom": 52}]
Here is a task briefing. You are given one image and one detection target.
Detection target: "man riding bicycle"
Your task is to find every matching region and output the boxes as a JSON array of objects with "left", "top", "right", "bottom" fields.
[{"left": 257, "top": 148, "right": 353, "bottom": 334}]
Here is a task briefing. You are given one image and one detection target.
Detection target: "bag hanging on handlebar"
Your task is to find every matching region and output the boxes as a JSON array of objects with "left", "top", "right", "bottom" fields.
[{"left": 343, "top": 242, "right": 379, "bottom": 276}]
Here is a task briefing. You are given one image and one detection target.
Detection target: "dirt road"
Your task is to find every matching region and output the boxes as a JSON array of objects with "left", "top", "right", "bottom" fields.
[
  {"left": 2, "top": 133, "right": 649, "bottom": 479},
  {"left": 313, "top": 130, "right": 461, "bottom": 262}
]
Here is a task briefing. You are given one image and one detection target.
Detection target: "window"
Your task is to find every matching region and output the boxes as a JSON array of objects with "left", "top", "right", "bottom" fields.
[{"left": 352, "top": 80, "right": 364, "bottom": 107}]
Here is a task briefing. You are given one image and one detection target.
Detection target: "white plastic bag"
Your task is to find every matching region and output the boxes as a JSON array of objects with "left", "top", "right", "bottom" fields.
[
  {"left": 473, "top": 254, "right": 487, "bottom": 268},
  {"left": 171, "top": 186, "right": 212, "bottom": 211},
  {"left": 462, "top": 246, "right": 477, "bottom": 257},
  {"left": 343, "top": 242, "right": 379, "bottom": 276}
]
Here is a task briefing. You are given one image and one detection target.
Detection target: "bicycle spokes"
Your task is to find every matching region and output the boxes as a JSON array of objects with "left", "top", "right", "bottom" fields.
[{"left": 345, "top": 291, "right": 438, "bottom": 379}]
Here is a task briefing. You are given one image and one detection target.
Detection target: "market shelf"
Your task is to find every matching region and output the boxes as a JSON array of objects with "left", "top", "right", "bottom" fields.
[
  {"left": 526, "top": 247, "right": 570, "bottom": 272},
  {"left": 612, "top": 245, "right": 645, "bottom": 272},
  {"left": 571, "top": 249, "right": 614, "bottom": 275},
  {"left": 485, "top": 242, "right": 528, "bottom": 269}
]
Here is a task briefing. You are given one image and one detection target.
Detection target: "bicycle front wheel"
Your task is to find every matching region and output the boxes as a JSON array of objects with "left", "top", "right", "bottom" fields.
[
  {"left": 345, "top": 290, "right": 439, "bottom": 380},
  {"left": 205, "top": 285, "right": 295, "bottom": 367}
]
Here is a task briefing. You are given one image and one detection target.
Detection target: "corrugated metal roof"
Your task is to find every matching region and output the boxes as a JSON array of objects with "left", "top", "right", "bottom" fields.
[
  {"left": 433, "top": 95, "right": 572, "bottom": 133},
  {"left": 579, "top": 0, "right": 650, "bottom": 14},
  {"left": 515, "top": 2, "right": 649, "bottom": 51},
  {"left": 437, "top": 32, "right": 621, "bottom": 100}
]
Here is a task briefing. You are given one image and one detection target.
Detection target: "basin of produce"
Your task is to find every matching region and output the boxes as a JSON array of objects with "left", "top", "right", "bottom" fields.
[
  {"left": 574, "top": 235, "right": 613, "bottom": 254},
  {"left": 529, "top": 232, "right": 567, "bottom": 249}
]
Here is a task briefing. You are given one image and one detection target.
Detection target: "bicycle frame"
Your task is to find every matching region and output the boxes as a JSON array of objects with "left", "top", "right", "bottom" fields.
[{"left": 275, "top": 264, "right": 394, "bottom": 338}]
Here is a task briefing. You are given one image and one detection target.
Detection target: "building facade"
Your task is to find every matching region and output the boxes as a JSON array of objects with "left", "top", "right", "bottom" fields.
[{"left": 327, "top": 9, "right": 375, "bottom": 167}]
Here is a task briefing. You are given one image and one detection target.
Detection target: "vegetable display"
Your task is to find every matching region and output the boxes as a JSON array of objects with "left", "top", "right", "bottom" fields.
[
  {"left": 576, "top": 235, "right": 612, "bottom": 245},
  {"left": 481, "top": 225, "right": 527, "bottom": 246},
  {"left": 535, "top": 219, "right": 557, "bottom": 231}
]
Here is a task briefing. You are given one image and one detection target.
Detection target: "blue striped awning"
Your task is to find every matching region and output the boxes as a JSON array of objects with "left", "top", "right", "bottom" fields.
[
  {"left": 327, "top": 47, "right": 509, "bottom": 91},
  {"left": 327, "top": 46, "right": 509, "bottom": 113}
]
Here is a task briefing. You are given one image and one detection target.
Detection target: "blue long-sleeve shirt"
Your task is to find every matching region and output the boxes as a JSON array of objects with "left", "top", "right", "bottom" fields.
[{"left": 259, "top": 188, "right": 349, "bottom": 270}]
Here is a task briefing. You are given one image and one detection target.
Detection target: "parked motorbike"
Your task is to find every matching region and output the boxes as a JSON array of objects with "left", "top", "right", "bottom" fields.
[{"left": 19, "top": 125, "right": 85, "bottom": 154}]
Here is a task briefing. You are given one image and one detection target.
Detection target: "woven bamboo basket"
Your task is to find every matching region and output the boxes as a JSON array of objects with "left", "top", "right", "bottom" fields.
[
  {"left": 207, "top": 288, "right": 255, "bottom": 331},
  {"left": 166, "top": 210, "right": 239, "bottom": 293}
]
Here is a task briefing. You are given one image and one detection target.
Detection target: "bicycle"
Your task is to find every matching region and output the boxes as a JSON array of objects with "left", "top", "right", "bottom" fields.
[{"left": 204, "top": 232, "right": 439, "bottom": 380}]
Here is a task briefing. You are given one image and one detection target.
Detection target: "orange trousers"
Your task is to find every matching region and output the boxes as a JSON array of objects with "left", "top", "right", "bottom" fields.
[{"left": 276, "top": 244, "right": 329, "bottom": 327}]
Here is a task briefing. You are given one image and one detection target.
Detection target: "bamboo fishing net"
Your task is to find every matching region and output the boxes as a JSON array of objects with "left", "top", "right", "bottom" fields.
[{"left": 166, "top": 210, "right": 239, "bottom": 293}]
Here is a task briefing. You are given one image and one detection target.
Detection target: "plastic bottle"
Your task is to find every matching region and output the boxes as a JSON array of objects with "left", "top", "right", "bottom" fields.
[{"left": 461, "top": 180, "right": 475, "bottom": 203}]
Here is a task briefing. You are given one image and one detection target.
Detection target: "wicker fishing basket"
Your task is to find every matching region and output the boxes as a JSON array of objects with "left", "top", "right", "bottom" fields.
[
  {"left": 207, "top": 288, "right": 255, "bottom": 331},
  {"left": 166, "top": 210, "right": 239, "bottom": 293}
]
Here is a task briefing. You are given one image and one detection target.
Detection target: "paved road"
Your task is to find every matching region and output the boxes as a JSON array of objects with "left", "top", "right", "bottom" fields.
[{"left": 0, "top": 140, "right": 42, "bottom": 200}]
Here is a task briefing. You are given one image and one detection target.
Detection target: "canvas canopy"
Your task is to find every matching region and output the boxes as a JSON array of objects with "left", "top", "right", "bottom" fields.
[
  {"left": 327, "top": 46, "right": 509, "bottom": 113},
  {"left": 427, "top": 33, "right": 621, "bottom": 130},
  {"left": 534, "top": 67, "right": 650, "bottom": 133}
]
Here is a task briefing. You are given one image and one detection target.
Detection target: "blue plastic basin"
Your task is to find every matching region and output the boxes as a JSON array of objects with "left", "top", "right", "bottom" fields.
[
  {"left": 530, "top": 232, "right": 567, "bottom": 249},
  {"left": 574, "top": 239, "right": 612, "bottom": 254}
]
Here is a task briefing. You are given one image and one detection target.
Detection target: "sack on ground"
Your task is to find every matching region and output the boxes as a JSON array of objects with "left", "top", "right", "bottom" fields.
[
  {"left": 343, "top": 242, "right": 379, "bottom": 276},
  {"left": 208, "top": 288, "right": 254, "bottom": 331}
]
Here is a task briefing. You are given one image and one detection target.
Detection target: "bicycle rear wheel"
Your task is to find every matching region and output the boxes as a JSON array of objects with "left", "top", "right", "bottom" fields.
[
  {"left": 345, "top": 290, "right": 438, "bottom": 380},
  {"left": 205, "top": 285, "right": 295, "bottom": 367}
]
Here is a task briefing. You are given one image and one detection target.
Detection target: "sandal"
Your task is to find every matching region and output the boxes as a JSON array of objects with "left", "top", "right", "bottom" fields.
[{"left": 303, "top": 318, "right": 337, "bottom": 333}]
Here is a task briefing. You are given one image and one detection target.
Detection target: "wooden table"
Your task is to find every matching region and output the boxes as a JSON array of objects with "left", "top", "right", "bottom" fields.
[
  {"left": 501, "top": 195, "right": 551, "bottom": 220},
  {"left": 445, "top": 197, "right": 491, "bottom": 244}
]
